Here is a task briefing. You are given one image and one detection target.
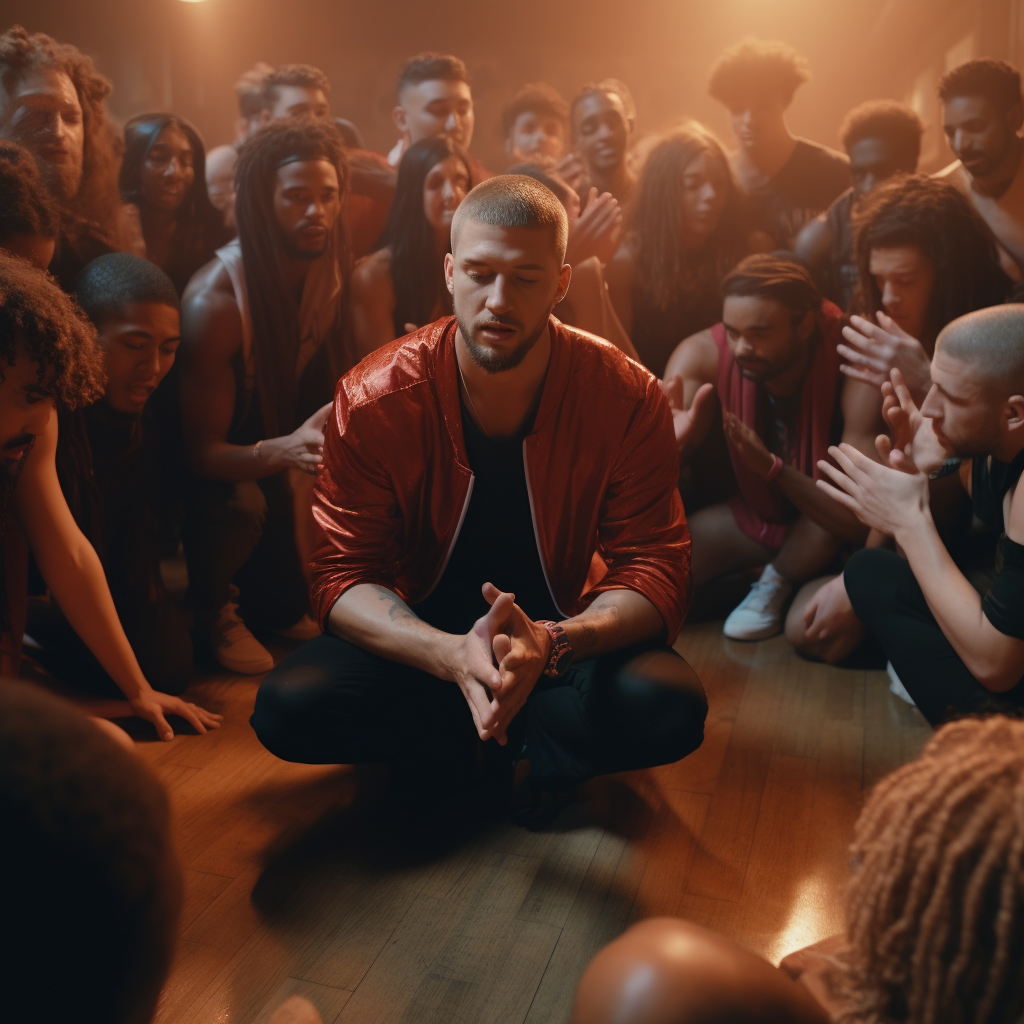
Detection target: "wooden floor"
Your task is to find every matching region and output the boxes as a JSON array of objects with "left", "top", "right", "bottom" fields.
[{"left": 133, "top": 620, "right": 932, "bottom": 1024}]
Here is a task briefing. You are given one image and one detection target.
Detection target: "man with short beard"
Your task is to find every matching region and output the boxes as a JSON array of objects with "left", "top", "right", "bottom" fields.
[
  {"left": 934, "top": 58, "right": 1024, "bottom": 281},
  {"left": 251, "top": 175, "right": 707, "bottom": 830},
  {"left": 0, "top": 26, "right": 129, "bottom": 289},
  {"left": 822, "top": 305, "right": 1024, "bottom": 724},
  {"left": 178, "top": 120, "right": 350, "bottom": 675}
]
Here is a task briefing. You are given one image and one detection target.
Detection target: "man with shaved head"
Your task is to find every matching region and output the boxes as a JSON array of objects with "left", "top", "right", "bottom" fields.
[
  {"left": 251, "top": 174, "right": 707, "bottom": 829},
  {"left": 819, "top": 304, "right": 1024, "bottom": 723}
]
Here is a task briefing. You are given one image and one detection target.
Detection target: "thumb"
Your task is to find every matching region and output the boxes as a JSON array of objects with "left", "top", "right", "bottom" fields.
[
  {"left": 492, "top": 632, "right": 512, "bottom": 666},
  {"left": 149, "top": 708, "right": 174, "bottom": 742},
  {"left": 802, "top": 597, "right": 818, "bottom": 628},
  {"left": 691, "top": 381, "right": 715, "bottom": 418}
]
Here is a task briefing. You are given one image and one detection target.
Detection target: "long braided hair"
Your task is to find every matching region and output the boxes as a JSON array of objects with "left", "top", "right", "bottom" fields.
[
  {"left": 233, "top": 119, "right": 350, "bottom": 438},
  {"left": 839, "top": 716, "right": 1024, "bottom": 1024}
]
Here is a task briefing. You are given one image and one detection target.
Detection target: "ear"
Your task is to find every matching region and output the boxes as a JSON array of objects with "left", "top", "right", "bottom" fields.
[
  {"left": 555, "top": 263, "right": 572, "bottom": 305},
  {"left": 796, "top": 310, "right": 816, "bottom": 342},
  {"left": 392, "top": 104, "right": 408, "bottom": 135},
  {"left": 1006, "top": 394, "right": 1024, "bottom": 432},
  {"left": 444, "top": 252, "right": 455, "bottom": 296},
  {"left": 1008, "top": 101, "right": 1024, "bottom": 135}
]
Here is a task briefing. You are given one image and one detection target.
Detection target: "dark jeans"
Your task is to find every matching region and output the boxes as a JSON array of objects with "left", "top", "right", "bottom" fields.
[
  {"left": 250, "top": 634, "right": 707, "bottom": 787},
  {"left": 845, "top": 548, "right": 1024, "bottom": 726},
  {"left": 26, "top": 595, "right": 193, "bottom": 698},
  {"left": 181, "top": 474, "right": 309, "bottom": 629}
]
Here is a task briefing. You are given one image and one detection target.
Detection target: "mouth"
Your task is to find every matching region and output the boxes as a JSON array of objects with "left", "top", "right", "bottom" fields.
[
  {"left": 476, "top": 322, "right": 518, "bottom": 344},
  {"left": 298, "top": 226, "right": 327, "bottom": 244},
  {"left": 2, "top": 436, "right": 34, "bottom": 461},
  {"left": 128, "top": 382, "right": 157, "bottom": 403}
]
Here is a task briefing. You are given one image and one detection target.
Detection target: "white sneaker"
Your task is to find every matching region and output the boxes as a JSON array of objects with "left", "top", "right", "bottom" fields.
[
  {"left": 723, "top": 564, "right": 794, "bottom": 641},
  {"left": 208, "top": 601, "right": 274, "bottom": 674},
  {"left": 887, "top": 661, "right": 916, "bottom": 705},
  {"left": 275, "top": 614, "right": 321, "bottom": 642}
]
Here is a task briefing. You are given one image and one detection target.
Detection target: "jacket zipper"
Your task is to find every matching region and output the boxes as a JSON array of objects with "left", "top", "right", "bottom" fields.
[
  {"left": 522, "top": 444, "right": 567, "bottom": 617},
  {"left": 421, "top": 474, "right": 475, "bottom": 599}
]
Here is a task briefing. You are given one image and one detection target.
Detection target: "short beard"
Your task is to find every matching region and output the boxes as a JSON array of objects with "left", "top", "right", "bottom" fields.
[
  {"left": 456, "top": 309, "right": 549, "bottom": 374},
  {"left": 280, "top": 238, "right": 326, "bottom": 261},
  {"left": 39, "top": 159, "right": 81, "bottom": 206}
]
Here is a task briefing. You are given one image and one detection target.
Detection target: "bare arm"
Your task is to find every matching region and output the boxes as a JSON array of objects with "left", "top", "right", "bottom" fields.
[
  {"left": 178, "top": 263, "right": 327, "bottom": 481},
  {"left": 15, "top": 415, "right": 221, "bottom": 738},
  {"left": 661, "top": 328, "right": 720, "bottom": 459},
  {"left": 793, "top": 216, "right": 833, "bottom": 273},
  {"left": 350, "top": 251, "right": 399, "bottom": 361},
  {"left": 561, "top": 588, "right": 664, "bottom": 658},
  {"left": 603, "top": 243, "right": 634, "bottom": 336}
]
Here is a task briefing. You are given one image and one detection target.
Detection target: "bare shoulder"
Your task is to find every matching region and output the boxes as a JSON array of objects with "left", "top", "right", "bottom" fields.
[
  {"left": 664, "top": 327, "right": 718, "bottom": 383},
  {"left": 351, "top": 248, "right": 394, "bottom": 299},
  {"left": 180, "top": 258, "right": 242, "bottom": 358},
  {"left": 839, "top": 376, "right": 883, "bottom": 429},
  {"left": 793, "top": 218, "right": 830, "bottom": 264}
]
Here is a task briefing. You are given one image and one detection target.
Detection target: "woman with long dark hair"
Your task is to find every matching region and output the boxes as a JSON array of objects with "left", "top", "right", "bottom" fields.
[
  {"left": 350, "top": 136, "right": 471, "bottom": 358},
  {"left": 606, "top": 121, "right": 771, "bottom": 376},
  {"left": 120, "top": 113, "right": 229, "bottom": 295}
]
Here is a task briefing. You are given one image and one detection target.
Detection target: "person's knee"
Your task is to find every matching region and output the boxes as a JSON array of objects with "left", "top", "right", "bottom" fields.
[
  {"left": 844, "top": 548, "right": 904, "bottom": 624},
  {"left": 572, "top": 919, "right": 831, "bottom": 1024},
  {"left": 623, "top": 652, "right": 707, "bottom": 760},
  {"left": 250, "top": 664, "right": 307, "bottom": 761}
]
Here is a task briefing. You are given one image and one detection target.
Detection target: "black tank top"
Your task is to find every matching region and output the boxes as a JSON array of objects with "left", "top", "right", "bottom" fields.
[{"left": 972, "top": 448, "right": 1024, "bottom": 533}]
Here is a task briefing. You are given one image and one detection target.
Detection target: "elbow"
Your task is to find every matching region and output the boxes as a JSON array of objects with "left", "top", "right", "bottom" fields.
[{"left": 975, "top": 664, "right": 1024, "bottom": 694}]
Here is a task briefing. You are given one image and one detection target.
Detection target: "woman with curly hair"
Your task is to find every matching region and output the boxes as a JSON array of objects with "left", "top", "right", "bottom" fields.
[
  {"left": 572, "top": 715, "right": 1024, "bottom": 1024},
  {"left": 0, "top": 250, "right": 220, "bottom": 740},
  {"left": 120, "top": 113, "right": 230, "bottom": 295},
  {"left": 0, "top": 25, "right": 131, "bottom": 289},
  {"left": 605, "top": 121, "right": 772, "bottom": 376}
]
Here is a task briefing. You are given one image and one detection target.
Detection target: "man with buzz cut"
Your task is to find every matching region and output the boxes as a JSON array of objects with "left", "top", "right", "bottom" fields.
[{"left": 251, "top": 175, "right": 707, "bottom": 829}]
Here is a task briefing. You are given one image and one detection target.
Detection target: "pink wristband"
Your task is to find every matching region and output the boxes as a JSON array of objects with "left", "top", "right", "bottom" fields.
[{"left": 765, "top": 454, "right": 784, "bottom": 481}]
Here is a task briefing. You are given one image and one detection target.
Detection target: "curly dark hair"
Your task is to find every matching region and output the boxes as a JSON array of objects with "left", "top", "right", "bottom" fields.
[
  {"left": 708, "top": 37, "right": 810, "bottom": 107},
  {"left": 0, "top": 681, "right": 180, "bottom": 1024},
  {"left": 377, "top": 136, "right": 470, "bottom": 336},
  {"left": 502, "top": 82, "right": 569, "bottom": 141},
  {"left": 0, "top": 26, "right": 123, "bottom": 229},
  {"left": 119, "top": 113, "right": 229, "bottom": 294},
  {"left": 0, "top": 249, "right": 105, "bottom": 409},
  {"left": 0, "top": 140, "right": 59, "bottom": 241},
  {"left": 853, "top": 174, "right": 1010, "bottom": 344},
  {"left": 235, "top": 119, "right": 350, "bottom": 436},
  {"left": 939, "top": 58, "right": 1023, "bottom": 112},
  {"left": 840, "top": 100, "right": 924, "bottom": 167}
]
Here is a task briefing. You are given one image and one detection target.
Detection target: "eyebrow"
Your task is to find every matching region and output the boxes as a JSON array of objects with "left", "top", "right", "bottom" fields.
[
  {"left": 462, "top": 258, "right": 546, "bottom": 271},
  {"left": 934, "top": 380, "right": 969, "bottom": 402},
  {"left": 723, "top": 320, "right": 772, "bottom": 333}
]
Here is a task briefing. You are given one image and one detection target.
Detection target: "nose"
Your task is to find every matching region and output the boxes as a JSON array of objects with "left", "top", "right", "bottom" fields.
[
  {"left": 445, "top": 111, "right": 460, "bottom": 132},
  {"left": 699, "top": 182, "right": 716, "bottom": 205},
  {"left": 142, "top": 345, "right": 161, "bottom": 377},
  {"left": 921, "top": 383, "right": 941, "bottom": 418},
  {"left": 882, "top": 280, "right": 901, "bottom": 311},
  {"left": 164, "top": 157, "right": 180, "bottom": 178},
  {"left": 485, "top": 274, "right": 513, "bottom": 314}
]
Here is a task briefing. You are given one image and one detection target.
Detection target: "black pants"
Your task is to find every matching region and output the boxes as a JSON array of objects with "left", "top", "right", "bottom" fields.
[
  {"left": 181, "top": 475, "right": 309, "bottom": 629},
  {"left": 26, "top": 595, "right": 193, "bottom": 698},
  {"left": 251, "top": 634, "right": 707, "bottom": 787},
  {"left": 845, "top": 548, "right": 1024, "bottom": 726}
]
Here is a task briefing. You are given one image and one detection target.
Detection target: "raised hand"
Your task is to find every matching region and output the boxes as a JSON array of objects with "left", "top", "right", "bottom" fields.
[
  {"left": 129, "top": 689, "right": 223, "bottom": 742},
  {"left": 722, "top": 409, "right": 776, "bottom": 479},
  {"left": 838, "top": 312, "right": 931, "bottom": 402},
  {"left": 566, "top": 188, "right": 623, "bottom": 266},
  {"left": 660, "top": 377, "right": 717, "bottom": 460},
  {"left": 876, "top": 369, "right": 950, "bottom": 475},
  {"left": 555, "top": 152, "right": 587, "bottom": 194},
  {"left": 261, "top": 401, "right": 333, "bottom": 475}
]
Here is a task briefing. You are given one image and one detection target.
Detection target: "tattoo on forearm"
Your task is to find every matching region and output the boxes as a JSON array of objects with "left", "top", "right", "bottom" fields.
[
  {"left": 575, "top": 619, "right": 600, "bottom": 656},
  {"left": 369, "top": 585, "right": 416, "bottom": 623}
]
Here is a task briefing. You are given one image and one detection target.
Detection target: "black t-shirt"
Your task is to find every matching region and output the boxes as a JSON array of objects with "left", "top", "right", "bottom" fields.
[
  {"left": 412, "top": 402, "right": 559, "bottom": 635},
  {"left": 744, "top": 139, "right": 851, "bottom": 248},
  {"left": 822, "top": 188, "right": 858, "bottom": 312}
]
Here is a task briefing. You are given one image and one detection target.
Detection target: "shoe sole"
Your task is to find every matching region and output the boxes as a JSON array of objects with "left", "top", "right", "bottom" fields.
[
  {"left": 213, "top": 654, "right": 274, "bottom": 675},
  {"left": 722, "top": 624, "right": 783, "bottom": 641}
]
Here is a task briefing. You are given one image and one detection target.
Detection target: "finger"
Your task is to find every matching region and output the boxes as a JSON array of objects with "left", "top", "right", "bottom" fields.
[
  {"left": 836, "top": 344, "right": 886, "bottom": 373},
  {"left": 816, "top": 457, "right": 858, "bottom": 495},
  {"left": 829, "top": 443, "right": 872, "bottom": 480},
  {"left": 877, "top": 310, "right": 910, "bottom": 338},
  {"left": 690, "top": 381, "right": 715, "bottom": 415},
  {"left": 481, "top": 581, "right": 502, "bottom": 605},
  {"left": 802, "top": 600, "right": 818, "bottom": 628},
  {"left": 815, "top": 477, "right": 863, "bottom": 513},
  {"left": 175, "top": 703, "right": 209, "bottom": 735},
  {"left": 838, "top": 365, "right": 886, "bottom": 387},
  {"left": 143, "top": 706, "right": 174, "bottom": 742},
  {"left": 492, "top": 632, "right": 512, "bottom": 666},
  {"left": 876, "top": 434, "right": 894, "bottom": 461},
  {"left": 197, "top": 708, "right": 223, "bottom": 729},
  {"left": 841, "top": 323, "right": 872, "bottom": 346}
]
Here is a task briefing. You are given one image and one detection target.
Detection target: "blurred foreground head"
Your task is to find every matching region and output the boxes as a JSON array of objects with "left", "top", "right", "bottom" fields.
[{"left": 0, "top": 683, "right": 181, "bottom": 1024}]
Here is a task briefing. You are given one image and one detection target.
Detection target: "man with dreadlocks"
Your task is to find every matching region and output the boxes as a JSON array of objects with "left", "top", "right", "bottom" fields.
[
  {"left": 0, "top": 250, "right": 220, "bottom": 739},
  {"left": 0, "top": 26, "right": 131, "bottom": 290},
  {"left": 570, "top": 715, "right": 1024, "bottom": 1024},
  {"left": 179, "top": 119, "right": 350, "bottom": 675}
]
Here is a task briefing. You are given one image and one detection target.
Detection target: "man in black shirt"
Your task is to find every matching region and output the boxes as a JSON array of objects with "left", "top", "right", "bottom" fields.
[
  {"left": 820, "top": 305, "right": 1024, "bottom": 725},
  {"left": 796, "top": 101, "right": 924, "bottom": 311},
  {"left": 708, "top": 38, "right": 850, "bottom": 248}
]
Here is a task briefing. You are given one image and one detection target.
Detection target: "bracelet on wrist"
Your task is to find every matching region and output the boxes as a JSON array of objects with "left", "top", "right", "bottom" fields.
[
  {"left": 765, "top": 454, "right": 784, "bottom": 481},
  {"left": 253, "top": 439, "right": 265, "bottom": 462}
]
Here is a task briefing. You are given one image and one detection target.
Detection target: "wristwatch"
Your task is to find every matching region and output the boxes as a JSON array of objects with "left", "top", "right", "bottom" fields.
[{"left": 539, "top": 620, "right": 574, "bottom": 678}]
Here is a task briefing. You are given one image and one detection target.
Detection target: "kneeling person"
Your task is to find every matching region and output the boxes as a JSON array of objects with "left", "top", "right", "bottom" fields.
[
  {"left": 252, "top": 176, "right": 707, "bottom": 825},
  {"left": 663, "top": 254, "right": 881, "bottom": 641}
]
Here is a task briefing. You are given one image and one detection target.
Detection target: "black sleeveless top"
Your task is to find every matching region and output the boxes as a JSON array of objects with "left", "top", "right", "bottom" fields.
[{"left": 971, "top": 448, "right": 1024, "bottom": 533}]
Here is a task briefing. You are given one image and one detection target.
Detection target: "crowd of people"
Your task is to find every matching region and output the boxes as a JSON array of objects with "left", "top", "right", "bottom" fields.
[{"left": 3, "top": 20, "right": 1024, "bottom": 1022}]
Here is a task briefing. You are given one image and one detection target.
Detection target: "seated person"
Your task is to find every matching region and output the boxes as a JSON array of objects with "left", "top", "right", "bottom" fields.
[
  {"left": 572, "top": 714, "right": 1024, "bottom": 1024},
  {"left": 795, "top": 100, "right": 924, "bottom": 311},
  {"left": 663, "top": 254, "right": 880, "bottom": 642},
  {"left": 707, "top": 38, "right": 850, "bottom": 247},
  {"left": 503, "top": 82, "right": 570, "bottom": 169},
  {"left": 934, "top": 58, "right": 1024, "bottom": 281},
  {"left": 0, "top": 140, "right": 59, "bottom": 271},
  {"left": 0, "top": 251, "right": 218, "bottom": 738},
  {"left": 570, "top": 79, "right": 636, "bottom": 206},
  {"left": 179, "top": 121, "right": 350, "bottom": 675},
  {"left": 27, "top": 253, "right": 194, "bottom": 699},
  {"left": 820, "top": 305, "right": 1024, "bottom": 724},
  {"left": 1, "top": 682, "right": 182, "bottom": 1024},
  {"left": 350, "top": 137, "right": 471, "bottom": 358},
  {"left": 251, "top": 176, "right": 707, "bottom": 830},
  {"left": 605, "top": 121, "right": 773, "bottom": 376},
  {"left": 507, "top": 162, "right": 635, "bottom": 358},
  {"left": 792, "top": 174, "right": 1011, "bottom": 665}
]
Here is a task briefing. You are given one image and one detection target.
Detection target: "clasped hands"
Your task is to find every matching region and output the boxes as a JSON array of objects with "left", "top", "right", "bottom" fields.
[
  {"left": 448, "top": 582, "right": 553, "bottom": 745},
  {"left": 815, "top": 369, "right": 950, "bottom": 538}
]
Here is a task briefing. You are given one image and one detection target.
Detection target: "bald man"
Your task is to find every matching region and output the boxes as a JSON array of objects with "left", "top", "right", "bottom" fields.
[
  {"left": 572, "top": 919, "right": 830, "bottom": 1024},
  {"left": 819, "top": 304, "right": 1024, "bottom": 724}
]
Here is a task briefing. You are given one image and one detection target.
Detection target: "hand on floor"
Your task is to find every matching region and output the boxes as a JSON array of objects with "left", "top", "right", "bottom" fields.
[{"left": 267, "top": 996, "right": 323, "bottom": 1024}]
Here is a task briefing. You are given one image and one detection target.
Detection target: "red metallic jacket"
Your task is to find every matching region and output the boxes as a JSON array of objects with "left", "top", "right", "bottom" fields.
[{"left": 310, "top": 316, "right": 692, "bottom": 640}]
